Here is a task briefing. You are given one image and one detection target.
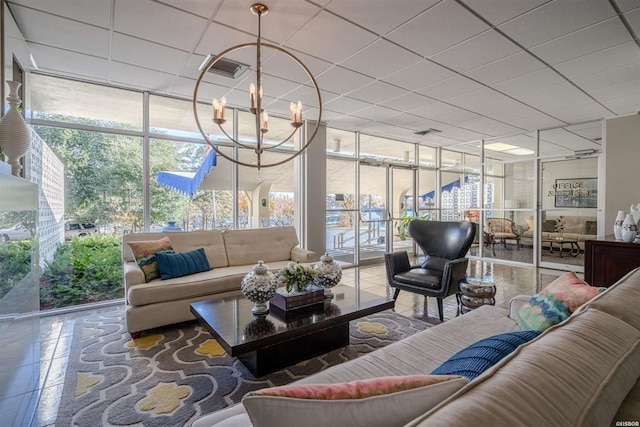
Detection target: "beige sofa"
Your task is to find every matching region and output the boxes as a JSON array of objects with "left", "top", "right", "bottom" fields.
[
  {"left": 122, "top": 226, "right": 316, "bottom": 337},
  {"left": 521, "top": 215, "right": 597, "bottom": 250},
  {"left": 194, "top": 267, "right": 640, "bottom": 426}
]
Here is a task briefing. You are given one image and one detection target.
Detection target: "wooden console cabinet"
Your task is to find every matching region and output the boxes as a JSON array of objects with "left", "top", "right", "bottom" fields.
[{"left": 584, "top": 236, "right": 640, "bottom": 287}]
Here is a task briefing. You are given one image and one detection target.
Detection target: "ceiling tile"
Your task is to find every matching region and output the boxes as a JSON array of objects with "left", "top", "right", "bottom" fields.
[
  {"left": 531, "top": 18, "right": 632, "bottom": 65},
  {"left": 624, "top": 7, "right": 640, "bottom": 34},
  {"left": 115, "top": 0, "right": 208, "bottom": 51},
  {"left": 276, "top": 84, "right": 326, "bottom": 108},
  {"left": 430, "top": 30, "right": 521, "bottom": 72},
  {"left": 234, "top": 73, "right": 302, "bottom": 99},
  {"left": 382, "top": 60, "right": 455, "bottom": 91},
  {"left": 109, "top": 62, "right": 176, "bottom": 92},
  {"left": 501, "top": 114, "right": 566, "bottom": 130},
  {"left": 315, "top": 66, "right": 375, "bottom": 94},
  {"left": 417, "top": 75, "right": 484, "bottom": 100},
  {"left": 8, "top": 0, "right": 112, "bottom": 27},
  {"left": 329, "top": 115, "right": 372, "bottom": 129},
  {"left": 554, "top": 41, "right": 640, "bottom": 80},
  {"left": 323, "top": 96, "right": 371, "bottom": 115},
  {"left": 262, "top": 50, "right": 333, "bottom": 85},
  {"left": 352, "top": 105, "right": 401, "bottom": 121},
  {"left": 478, "top": 100, "right": 543, "bottom": 121},
  {"left": 465, "top": 51, "right": 547, "bottom": 85},
  {"left": 327, "top": 0, "right": 438, "bottom": 35},
  {"left": 179, "top": 54, "right": 238, "bottom": 88},
  {"left": 387, "top": 0, "right": 489, "bottom": 57},
  {"left": 498, "top": 0, "right": 616, "bottom": 48},
  {"left": 455, "top": 117, "right": 523, "bottom": 136},
  {"left": 575, "top": 63, "right": 640, "bottom": 92},
  {"left": 29, "top": 44, "right": 108, "bottom": 81},
  {"left": 195, "top": 22, "right": 258, "bottom": 66},
  {"left": 597, "top": 92, "right": 639, "bottom": 115},
  {"left": 347, "top": 81, "right": 407, "bottom": 103},
  {"left": 341, "top": 39, "right": 422, "bottom": 78},
  {"left": 494, "top": 68, "right": 566, "bottom": 96},
  {"left": 112, "top": 33, "right": 190, "bottom": 75},
  {"left": 462, "top": 0, "right": 548, "bottom": 25},
  {"left": 284, "top": 11, "right": 378, "bottom": 63},
  {"left": 447, "top": 88, "right": 510, "bottom": 110},
  {"left": 10, "top": 5, "right": 110, "bottom": 57},
  {"left": 409, "top": 101, "right": 461, "bottom": 119},
  {"left": 155, "top": 0, "right": 220, "bottom": 18},
  {"left": 171, "top": 77, "right": 232, "bottom": 101},
  {"left": 589, "top": 81, "right": 640, "bottom": 101},
  {"left": 514, "top": 82, "right": 590, "bottom": 107},
  {"left": 214, "top": 0, "right": 319, "bottom": 44},
  {"left": 380, "top": 112, "right": 424, "bottom": 127},
  {"left": 617, "top": 0, "right": 640, "bottom": 12},
  {"left": 428, "top": 107, "right": 481, "bottom": 125},
  {"left": 379, "top": 92, "right": 437, "bottom": 111}
]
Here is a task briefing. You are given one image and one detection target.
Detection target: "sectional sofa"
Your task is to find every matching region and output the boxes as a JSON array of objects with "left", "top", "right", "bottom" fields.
[
  {"left": 122, "top": 226, "right": 316, "bottom": 337},
  {"left": 521, "top": 215, "right": 597, "bottom": 250},
  {"left": 193, "top": 267, "right": 640, "bottom": 426}
]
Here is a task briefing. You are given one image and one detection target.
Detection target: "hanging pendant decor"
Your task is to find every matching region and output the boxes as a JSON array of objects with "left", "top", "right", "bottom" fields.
[{"left": 0, "top": 81, "right": 30, "bottom": 177}]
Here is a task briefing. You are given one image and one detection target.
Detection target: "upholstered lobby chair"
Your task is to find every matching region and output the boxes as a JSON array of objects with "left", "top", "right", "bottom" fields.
[
  {"left": 484, "top": 218, "right": 521, "bottom": 256},
  {"left": 384, "top": 220, "right": 476, "bottom": 321}
]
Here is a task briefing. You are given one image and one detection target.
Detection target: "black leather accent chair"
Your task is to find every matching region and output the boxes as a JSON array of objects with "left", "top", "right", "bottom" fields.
[{"left": 384, "top": 220, "right": 477, "bottom": 321}]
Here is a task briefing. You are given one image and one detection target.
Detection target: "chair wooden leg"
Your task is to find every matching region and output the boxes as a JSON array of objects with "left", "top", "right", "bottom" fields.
[
  {"left": 130, "top": 331, "right": 142, "bottom": 339},
  {"left": 436, "top": 298, "right": 444, "bottom": 322},
  {"left": 393, "top": 288, "right": 400, "bottom": 300}
]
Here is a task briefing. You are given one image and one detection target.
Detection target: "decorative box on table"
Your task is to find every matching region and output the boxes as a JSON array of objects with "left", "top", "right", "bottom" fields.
[{"left": 269, "top": 285, "right": 325, "bottom": 311}]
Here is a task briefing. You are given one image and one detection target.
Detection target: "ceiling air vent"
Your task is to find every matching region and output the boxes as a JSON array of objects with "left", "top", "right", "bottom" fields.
[
  {"left": 199, "top": 54, "right": 250, "bottom": 79},
  {"left": 414, "top": 128, "right": 441, "bottom": 136}
]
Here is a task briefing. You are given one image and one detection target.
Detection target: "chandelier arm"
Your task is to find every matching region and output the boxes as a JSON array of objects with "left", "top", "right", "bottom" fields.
[
  {"left": 215, "top": 123, "right": 257, "bottom": 151},
  {"left": 261, "top": 127, "right": 299, "bottom": 150},
  {"left": 255, "top": 7, "right": 264, "bottom": 161}
]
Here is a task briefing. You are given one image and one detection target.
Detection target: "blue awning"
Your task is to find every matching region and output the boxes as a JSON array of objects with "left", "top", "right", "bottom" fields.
[
  {"left": 419, "top": 176, "right": 470, "bottom": 200},
  {"left": 157, "top": 150, "right": 217, "bottom": 199}
]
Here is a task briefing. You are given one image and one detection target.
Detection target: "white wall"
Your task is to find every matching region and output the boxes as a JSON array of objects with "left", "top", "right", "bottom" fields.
[{"left": 604, "top": 114, "right": 640, "bottom": 233}]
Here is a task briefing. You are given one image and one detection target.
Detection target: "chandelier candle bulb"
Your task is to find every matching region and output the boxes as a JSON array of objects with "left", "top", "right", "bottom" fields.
[
  {"left": 261, "top": 111, "right": 269, "bottom": 132},
  {"left": 212, "top": 97, "right": 226, "bottom": 123}
]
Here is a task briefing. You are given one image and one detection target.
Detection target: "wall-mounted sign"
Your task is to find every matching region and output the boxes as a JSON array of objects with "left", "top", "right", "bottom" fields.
[{"left": 549, "top": 178, "right": 597, "bottom": 208}]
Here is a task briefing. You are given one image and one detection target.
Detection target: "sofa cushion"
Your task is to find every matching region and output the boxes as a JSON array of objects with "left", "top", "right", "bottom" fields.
[
  {"left": 123, "top": 230, "right": 228, "bottom": 268},
  {"left": 516, "top": 272, "right": 604, "bottom": 331},
  {"left": 127, "top": 260, "right": 295, "bottom": 306},
  {"left": 431, "top": 331, "right": 542, "bottom": 380},
  {"left": 409, "top": 308, "right": 640, "bottom": 427},
  {"left": 156, "top": 248, "right": 211, "bottom": 280},
  {"left": 127, "top": 236, "right": 174, "bottom": 283},
  {"left": 584, "top": 220, "right": 597, "bottom": 235},
  {"left": 542, "top": 220, "right": 557, "bottom": 232},
  {"left": 242, "top": 375, "right": 469, "bottom": 427},
  {"left": 223, "top": 226, "right": 299, "bottom": 266}
]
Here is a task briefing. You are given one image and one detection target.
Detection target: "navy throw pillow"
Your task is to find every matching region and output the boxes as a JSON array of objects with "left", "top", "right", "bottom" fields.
[
  {"left": 156, "top": 248, "right": 211, "bottom": 280},
  {"left": 431, "top": 330, "right": 542, "bottom": 381}
]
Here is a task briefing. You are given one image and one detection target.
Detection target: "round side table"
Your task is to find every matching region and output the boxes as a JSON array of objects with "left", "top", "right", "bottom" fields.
[{"left": 457, "top": 279, "right": 496, "bottom": 315}]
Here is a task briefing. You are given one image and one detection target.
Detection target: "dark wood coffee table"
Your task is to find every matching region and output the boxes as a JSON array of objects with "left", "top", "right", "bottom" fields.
[{"left": 190, "top": 284, "right": 394, "bottom": 377}]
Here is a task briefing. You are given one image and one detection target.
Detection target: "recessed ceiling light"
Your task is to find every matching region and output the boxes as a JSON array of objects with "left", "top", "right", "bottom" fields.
[{"left": 199, "top": 54, "right": 249, "bottom": 79}]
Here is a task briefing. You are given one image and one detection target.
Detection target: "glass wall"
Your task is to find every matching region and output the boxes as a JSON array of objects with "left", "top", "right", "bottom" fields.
[{"left": 326, "top": 158, "right": 356, "bottom": 265}]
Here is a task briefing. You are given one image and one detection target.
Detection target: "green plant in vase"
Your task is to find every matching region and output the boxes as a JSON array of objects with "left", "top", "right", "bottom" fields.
[
  {"left": 395, "top": 213, "right": 429, "bottom": 240},
  {"left": 277, "top": 260, "right": 318, "bottom": 293}
]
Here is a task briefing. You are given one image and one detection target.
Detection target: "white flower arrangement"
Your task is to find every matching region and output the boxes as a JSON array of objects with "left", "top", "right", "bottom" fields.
[{"left": 276, "top": 260, "right": 318, "bottom": 293}]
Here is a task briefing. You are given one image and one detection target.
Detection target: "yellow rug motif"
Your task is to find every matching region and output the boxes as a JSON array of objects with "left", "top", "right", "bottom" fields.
[
  {"left": 136, "top": 382, "right": 191, "bottom": 415},
  {"left": 126, "top": 334, "right": 163, "bottom": 350},
  {"left": 356, "top": 321, "right": 388, "bottom": 335},
  {"left": 75, "top": 372, "right": 102, "bottom": 397},
  {"left": 195, "top": 339, "right": 226, "bottom": 357}
]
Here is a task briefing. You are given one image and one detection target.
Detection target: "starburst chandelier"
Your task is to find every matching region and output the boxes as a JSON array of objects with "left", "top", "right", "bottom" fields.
[{"left": 193, "top": 3, "right": 322, "bottom": 176}]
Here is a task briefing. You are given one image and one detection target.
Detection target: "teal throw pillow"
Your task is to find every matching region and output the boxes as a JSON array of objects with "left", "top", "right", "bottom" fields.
[
  {"left": 156, "top": 248, "right": 211, "bottom": 280},
  {"left": 431, "top": 331, "right": 542, "bottom": 380}
]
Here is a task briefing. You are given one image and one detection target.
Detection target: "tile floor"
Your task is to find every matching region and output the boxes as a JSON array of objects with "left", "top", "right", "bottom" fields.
[{"left": 3, "top": 260, "right": 565, "bottom": 426}]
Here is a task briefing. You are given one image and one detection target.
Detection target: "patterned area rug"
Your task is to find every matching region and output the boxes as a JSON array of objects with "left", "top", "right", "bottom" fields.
[{"left": 56, "top": 309, "right": 430, "bottom": 427}]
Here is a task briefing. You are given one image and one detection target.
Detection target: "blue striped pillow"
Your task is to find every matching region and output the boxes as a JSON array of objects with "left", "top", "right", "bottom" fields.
[
  {"left": 156, "top": 248, "right": 211, "bottom": 280},
  {"left": 431, "top": 330, "right": 542, "bottom": 380}
]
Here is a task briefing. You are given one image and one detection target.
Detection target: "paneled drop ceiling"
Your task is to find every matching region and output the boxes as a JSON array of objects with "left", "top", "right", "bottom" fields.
[{"left": 5, "top": 0, "right": 640, "bottom": 154}]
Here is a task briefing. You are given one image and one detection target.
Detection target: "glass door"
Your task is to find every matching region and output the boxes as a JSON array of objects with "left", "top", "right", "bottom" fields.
[
  {"left": 358, "top": 164, "right": 389, "bottom": 263},
  {"left": 390, "top": 166, "right": 416, "bottom": 253}
]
